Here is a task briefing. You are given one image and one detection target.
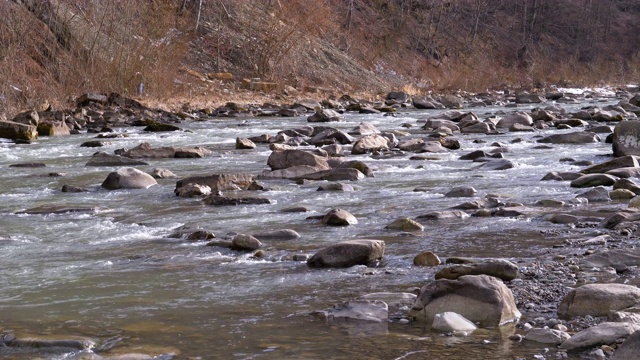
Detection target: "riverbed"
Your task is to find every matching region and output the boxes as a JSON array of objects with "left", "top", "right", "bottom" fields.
[{"left": 0, "top": 95, "right": 629, "bottom": 359}]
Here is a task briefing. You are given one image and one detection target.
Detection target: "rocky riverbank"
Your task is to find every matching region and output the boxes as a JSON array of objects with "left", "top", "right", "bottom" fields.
[{"left": 3, "top": 86, "right": 640, "bottom": 359}]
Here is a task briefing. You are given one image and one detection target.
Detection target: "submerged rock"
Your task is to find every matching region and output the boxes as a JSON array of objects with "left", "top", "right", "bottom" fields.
[
  {"left": 432, "top": 312, "right": 477, "bottom": 332},
  {"left": 101, "top": 167, "right": 158, "bottom": 190},
  {"left": 307, "top": 239, "right": 385, "bottom": 268}
]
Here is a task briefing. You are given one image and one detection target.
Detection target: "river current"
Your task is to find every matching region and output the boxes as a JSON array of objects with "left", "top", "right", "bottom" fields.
[{"left": 0, "top": 97, "right": 622, "bottom": 359}]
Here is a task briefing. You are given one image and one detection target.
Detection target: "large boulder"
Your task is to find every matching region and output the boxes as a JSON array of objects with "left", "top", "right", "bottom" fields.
[
  {"left": 296, "top": 168, "right": 365, "bottom": 182},
  {"left": 120, "top": 142, "right": 211, "bottom": 158},
  {"left": 537, "top": 131, "right": 600, "bottom": 144},
  {"left": 175, "top": 174, "right": 254, "bottom": 193},
  {"left": 611, "top": 328, "right": 640, "bottom": 360},
  {"left": 582, "top": 155, "right": 640, "bottom": 174},
  {"left": 410, "top": 275, "right": 521, "bottom": 327},
  {"left": 230, "top": 234, "right": 262, "bottom": 251},
  {"left": 101, "top": 167, "right": 158, "bottom": 190},
  {"left": 352, "top": 135, "right": 390, "bottom": 155},
  {"left": 515, "top": 93, "right": 545, "bottom": 104},
  {"left": 525, "top": 328, "right": 571, "bottom": 345},
  {"left": 307, "top": 239, "right": 385, "bottom": 268},
  {"left": 322, "top": 208, "right": 358, "bottom": 226},
  {"left": 613, "top": 120, "right": 640, "bottom": 156},
  {"left": 307, "top": 108, "right": 343, "bottom": 122},
  {"left": 570, "top": 174, "right": 618, "bottom": 188},
  {"left": 0, "top": 120, "right": 38, "bottom": 141},
  {"left": 559, "top": 322, "right": 640, "bottom": 351},
  {"left": 267, "top": 150, "right": 329, "bottom": 171},
  {"left": 37, "top": 120, "right": 71, "bottom": 136},
  {"left": 435, "top": 259, "right": 519, "bottom": 281},
  {"left": 86, "top": 152, "right": 149, "bottom": 166},
  {"left": 558, "top": 283, "right": 640, "bottom": 319}
]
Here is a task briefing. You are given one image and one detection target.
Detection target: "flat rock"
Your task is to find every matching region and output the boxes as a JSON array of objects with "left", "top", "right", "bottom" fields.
[
  {"left": 307, "top": 239, "right": 385, "bottom": 268},
  {"left": 202, "top": 194, "right": 272, "bottom": 206},
  {"left": 86, "top": 152, "right": 149, "bottom": 166},
  {"left": 611, "top": 328, "right": 640, "bottom": 360},
  {"left": 251, "top": 229, "right": 300, "bottom": 241},
  {"left": 314, "top": 300, "right": 388, "bottom": 322},
  {"left": 352, "top": 134, "right": 390, "bottom": 155},
  {"left": 537, "top": 131, "right": 600, "bottom": 144},
  {"left": 570, "top": 174, "right": 618, "bottom": 188},
  {"left": 559, "top": 322, "right": 640, "bottom": 351},
  {"left": 435, "top": 259, "right": 519, "bottom": 281},
  {"left": 322, "top": 208, "right": 358, "bottom": 226},
  {"left": 413, "top": 251, "right": 441, "bottom": 266},
  {"left": 558, "top": 283, "right": 640, "bottom": 319},
  {"left": 267, "top": 149, "right": 330, "bottom": 171},
  {"left": 175, "top": 174, "right": 254, "bottom": 192},
  {"left": 101, "top": 167, "right": 157, "bottom": 190},
  {"left": 525, "top": 328, "right": 571, "bottom": 345},
  {"left": 386, "top": 217, "right": 424, "bottom": 231},
  {"left": 582, "top": 155, "right": 640, "bottom": 174}
]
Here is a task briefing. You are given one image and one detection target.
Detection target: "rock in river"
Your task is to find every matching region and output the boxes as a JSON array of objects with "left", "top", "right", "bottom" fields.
[
  {"left": 307, "top": 239, "right": 385, "bottom": 268},
  {"left": 559, "top": 322, "right": 640, "bottom": 351},
  {"left": 86, "top": 152, "right": 149, "bottom": 166},
  {"left": 435, "top": 259, "right": 519, "bottom": 281},
  {"left": 410, "top": 275, "right": 521, "bottom": 327},
  {"left": 230, "top": 234, "right": 262, "bottom": 251},
  {"left": 322, "top": 208, "right": 358, "bottom": 226},
  {"left": 101, "top": 167, "right": 158, "bottom": 190},
  {"left": 558, "top": 283, "right": 640, "bottom": 319}
]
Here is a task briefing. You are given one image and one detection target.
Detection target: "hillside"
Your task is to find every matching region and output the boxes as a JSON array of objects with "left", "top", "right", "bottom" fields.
[{"left": 1, "top": 0, "right": 639, "bottom": 116}]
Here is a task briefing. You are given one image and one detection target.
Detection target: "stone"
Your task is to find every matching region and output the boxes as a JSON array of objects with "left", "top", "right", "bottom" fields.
[
  {"left": 570, "top": 174, "right": 618, "bottom": 188},
  {"left": 581, "top": 249, "right": 640, "bottom": 268},
  {"left": 582, "top": 156, "right": 640, "bottom": 174},
  {"left": 202, "top": 194, "right": 271, "bottom": 206},
  {"left": 410, "top": 275, "right": 521, "bottom": 327},
  {"left": 515, "top": 93, "right": 545, "bottom": 103},
  {"left": 143, "top": 122, "right": 181, "bottom": 132},
  {"left": 335, "top": 160, "right": 374, "bottom": 177},
  {"left": 416, "top": 210, "right": 470, "bottom": 220},
  {"left": 558, "top": 283, "right": 640, "bottom": 319},
  {"left": 413, "top": 97, "right": 445, "bottom": 109},
  {"left": 600, "top": 209, "right": 640, "bottom": 229},
  {"left": 439, "top": 95, "right": 463, "bottom": 109},
  {"left": 260, "top": 165, "right": 323, "bottom": 179},
  {"left": 120, "top": 143, "right": 211, "bottom": 159},
  {"left": 317, "top": 182, "right": 355, "bottom": 192},
  {"left": 230, "top": 234, "right": 262, "bottom": 251},
  {"left": 613, "top": 121, "right": 640, "bottom": 156},
  {"left": 267, "top": 149, "right": 329, "bottom": 171},
  {"left": 37, "top": 119, "right": 71, "bottom": 136},
  {"left": 350, "top": 122, "right": 381, "bottom": 136},
  {"left": 0, "top": 120, "right": 38, "bottom": 141},
  {"left": 322, "top": 208, "right": 358, "bottom": 226},
  {"left": 307, "top": 108, "right": 343, "bottom": 122},
  {"left": 478, "top": 159, "right": 515, "bottom": 170},
  {"left": 61, "top": 185, "right": 88, "bottom": 193},
  {"left": 435, "top": 259, "right": 519, "bottom": 281},
  {"left": 549, "top": 214, "right": 579, "bottom": 224},
  {"left": 541, "top": 171, "right": 584, "bottom": 181},
  {"left": 307, "top": 239, "right": 385, "bottom": 268},
  {"left": 308, "top": 128, "right": 354, "bottom": 145},
  {"left": 578, "top": 186, "right": 611, "bottom": 202},
  {"left": 251, "top": 229, "right": 300, "bottom": 241},
  {"left": 413, "top": 252, "right": 441, "bottom": 266},
  {"left": 359, "top": 292, "right": 417, "bottom": 308},
  {"left": 614, "top": 178, "right": 640, "bottom": 195},
  {"left": 445, "top": 186, "right": 477, "bottom": 197},
  {"left": 432, "top": 312, "right": 477, "bottom": 332},
  {"left": 352, "top": 135, "right": 390, "bottom": 155},
  {"left": 537, "top": 132, "right": 600, "bottom": 144},
  {"left": 101, "top": 167, "right": 157, "bottom": 190},
  {"left": 386, "top": 217, "right": 424, "bottom": 231},
  {"left": 525, "top": 328, "right": 571, "bottom": 345},
  {"left": 80, "top": 140, "right": 109, "bottom": 147},
  {"left": 611, "top": 188, "right": 636, "bottom": 200},
  {"left": 174, "top": 183, "right": 211, "bottom": 197},
  {"left": 386, "top": 91, "right": 409, "bottom": 102},
  {"left": 559, "top": 322, "right": 640, "bottom": 351},
  {"left": 461, "top": 122, "right": 492, "bottom": 133},
  {"left": 77, "top": 93, "right": 108, "bottom": 106},
  {"left": 16, "top": 205, "right": 98, "bottom": 215},
  {"left": 496, "top": 112, "right": 533, "bottom": 129},
  {"left": 151, "top": 168, "right": 177, "bottom": 179},
  {"left": 611, "top": 328, "right": 640, "bottom": 360},
  {"left": 236, "top": 137, "right": 256, "bottom": 149},
  {"left": 11, "top": 109, "right": 39, "bottom": 125},
  {"left": 607, "top": 167, "right": 640, "bottom": 178},
  {"left": 175, "top": 174, "right": 254, "bottom": 193},
  {"left": 297, "top": 168, "right": 365, "bottom": 182}
]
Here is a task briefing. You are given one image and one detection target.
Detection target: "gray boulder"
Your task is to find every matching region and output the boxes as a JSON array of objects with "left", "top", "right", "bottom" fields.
[
  {"left": 434, "top": 259, "right": 519, "bottom": 281},
  {"left": 0, "top": 120, "right": 39, "bottom": 141},
  {"left": 559, "top": 322, "right": 640, "bottom": 351},
  {"left": 86, "top": 152, "right": 149, "bottom": 166},
  {"left": 230, "top": 234, "right": 262, "bottom": 251},
  {"left": 307, "top": 108, "right": 343, "bottom": 122},
  {"left": 307, "top": 239, "right": 385, "bottom": 268},
  {"left": 352, "top": 135, "right": 390, "bottom": 154},
  {"left": 101, "top": 167, "right": 158, "bottom": 190},
  {"left": 350, "top": 122, "right": 381, "bottom": 136},
  {"left": 538, "top": 131, "right": 600, "bottom": 144},
  {"left": 314, "top": 300, "right": 388, "bottom": 322},
  {"left": 611, "top": 328, "right": 640, "bottom": 360},
  {"left": 496, "top": 112, "right": 533, "bottom": 129},
  {"left": 525, "top": 328, "right": 571, "bottom": 345},
  {"left": 432, "top": 312, "right": 477, "bottom": 332},
  {"left": 175, "top": 174, "right": 254, "bottom": 192},
  {"left": 267, "top": 150, "right": 329, "bottom": 171},
  {"left": 570, "top": 174, "right": 618, "bottom": 188},
  {"left": 410, "top": 275, "right": 521, "bottom": 327},
  {"left": 582, "top": 155, "right": 640, "bottom": 174},
  {"left": 613, "top": 121, "right": 640, "bottom": 157},
  {"left": 515, "top": 93, "right": 545, "bottom": 103},
  {"left": 386, "top": 217, "right": 424, "bottom": 232},
  {"left": 174, "top": 183, "right": 211, "bottom": 197},
  {"left": 558, "top": 283, "right": 640, "bottom": 319},
  {"left": 322, "top": 208, "right": 358, "bottom": 226},
  {"left": 445, "top": 186, "right": 477, "bottom": 197},
  {"left": 236, "top": 137, "right": 256, "bottom": 149}
]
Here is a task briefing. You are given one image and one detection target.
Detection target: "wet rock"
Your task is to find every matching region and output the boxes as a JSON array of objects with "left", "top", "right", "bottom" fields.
[
  {"left": 350, "top": 122, "right": 381, "bottom": 136},
  {"left": 236, "top": 137, "right": 256, "bottom": 149},
  {"left": 541, "top": 171, "right": 584, "bottom": 181},
  {"left": 559, "top": 322, "right": 640, "bottom": 351},
  {"left": 151, "top": 168, "right": 177, "bottom": 179},
  {"left": 322, "top": 208, "right": 358, "bottom": 226},
  {"left": 496, "top": 112, "right": 533, "bottom": 129},
  {"left": 515, "top": 93, "right": 545, "bottom": 104},
  {"left": 314, "top": 300, "right": 388, "bottom": 322},
  {"left": 413, "top": 251, "right": 441, "bottom": 266},
  {"left": 613, "top": 178, "right": 640, "bottom": 195},
  {"left": 297, "top": 168, "right": 365, "bottom": 182},
  {"left": 317, "top": 182, "right": 355, "bottom": 192},
  {"left": 3, "top": 337, "right": 94, "bottom": 350},
  {"left": 251, "top": 229, "right": 300, "bottom": 241},
  {"left": 478, "top": 159, "right": 515, "bottom": 170},
  {"left": 445, "top": 186, "right": 477, "bottom": 197},
  {"left": 537, "top": 131, "right": 600, "bottom": 144},
  {"left": 352, "top": 134, "right": 390, "bottom": 155},
  {"left": 186, "top": 230, "right": 215, "bottom": 241},
  {"left": 61, "top": 184, "right": 89, "bottom": 193},
  {"left": 607, "top": 167, "right": 640, "bottom": 178},
  {"left": 570, "top": 174, "right": 618, "bottom": 188},
  {"left": 260, "top": 165, "right": 323, "bottom": 179},
  {"left": 307, "top": 108, "right": 342, "bottom": 122},
  {"left": 0, "top": 120, "right": 39, "bottom": 141},
  {"left": 439, "top": 95, "right": 463, "bottom": 109},
  {"left": 461, "top": 122, "right": 493, "bottom": 133},
  {"left": 80, "top": 140, "right": 109, "bottom": 147},
  {"left": 37, "top": 120, "right": 70, "bottom": 136},
  {"left": 280, "top": 205, "right": 311, "bottom": 213},
  {"left": 613, "top": 121, "right": 640, "bottom": 157},
  {"left": 582, "top": 155, "right": 640, "bottom": 174},
  {"left": 308, "top": 128, "right": 354, "bottom": 146},
  {"left": 410, "top": 275, "right": 521, "bottom": 327},
  {"left": 416, "top": 210, "right": 470, "bottom": 220},
  {"left": 16, "top": 205, "right": 98, "bottom": 215},
  {"left": 549, "top": 214, "right": 579, "bottom": 224},
  {"left": 86, "top": 151, "right": 149, "bottom": 166},
  {"left": 307, "top": 239, "right": 385, "bottom": 268},
  {"left": 359, "top": 292, "right": 417, "bottom": 307},
  {"left": 101, "top": 167, "right": 157, "bottom": 190},
  {"left": 230, "top": 234, "right": 262, "bottom": 251},
  {"left": 386, "top": 217, "right": 424, "bottom": 231},
  {"left": 120, "top": 142, "right": 211, "bottom": 158},
  {"left": 203, "top": 194, "right": 272, "bottom": 206},
  {"left": 577, "top": 186, "right": 611, "bottom": 202},
  {"left": 525, "top": 328, "right": 571, "bottom": 345},
  {"left": 175, "top": 174, "right": 254, "bottom": 192},
  {"left": 435, "top": 259, "right": 519, "bottom": 281},
  {"left": 536, "top": 199, "right": 565, "bottom": 207},
  {"left": 611, "top": 328, "right": 640, "bottom": 360},
  {"left": 175, "top": 183, "right": 211, "bottom": 197},
  {"left": 334, "top": 160, "right": 374, "bottom": 177},
  {"left": 267, "top": 149, "right": 329, "bottom": 171},
  {"left": 581, "top": 249, "right": 640, "bottom": 268},
  {"left": 413, "top": 97, "right": 445, "bottom": 109},
  {"left": 143, "top": 122, "right": 181, "bottom": 132},
  {"left": 610, "top": 188, "right": 636, "bottom": 200},
  {"left": 9, "top": 162, "right": 46, "bottom": 168},
  {"left": 432, "top": 312, "right": 477, "bottom": 332},
  {"left": 558, "top": 283, "right": 640, "bottom": 319}
]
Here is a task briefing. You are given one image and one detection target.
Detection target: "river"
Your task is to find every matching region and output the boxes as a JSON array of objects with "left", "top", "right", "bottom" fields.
[{"left": 0, "top": 96, "right": 624, "bottom": 359}]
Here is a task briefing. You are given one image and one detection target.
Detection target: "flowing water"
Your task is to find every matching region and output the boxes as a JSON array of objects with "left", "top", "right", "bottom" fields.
[{"left": 0, "top": 98, "right": 622, "bottom": 359}]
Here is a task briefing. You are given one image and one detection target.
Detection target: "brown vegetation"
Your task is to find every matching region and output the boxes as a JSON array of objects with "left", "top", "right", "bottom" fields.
[{"left": 1, "top": 0, "right": 639, "bottom": 117}]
